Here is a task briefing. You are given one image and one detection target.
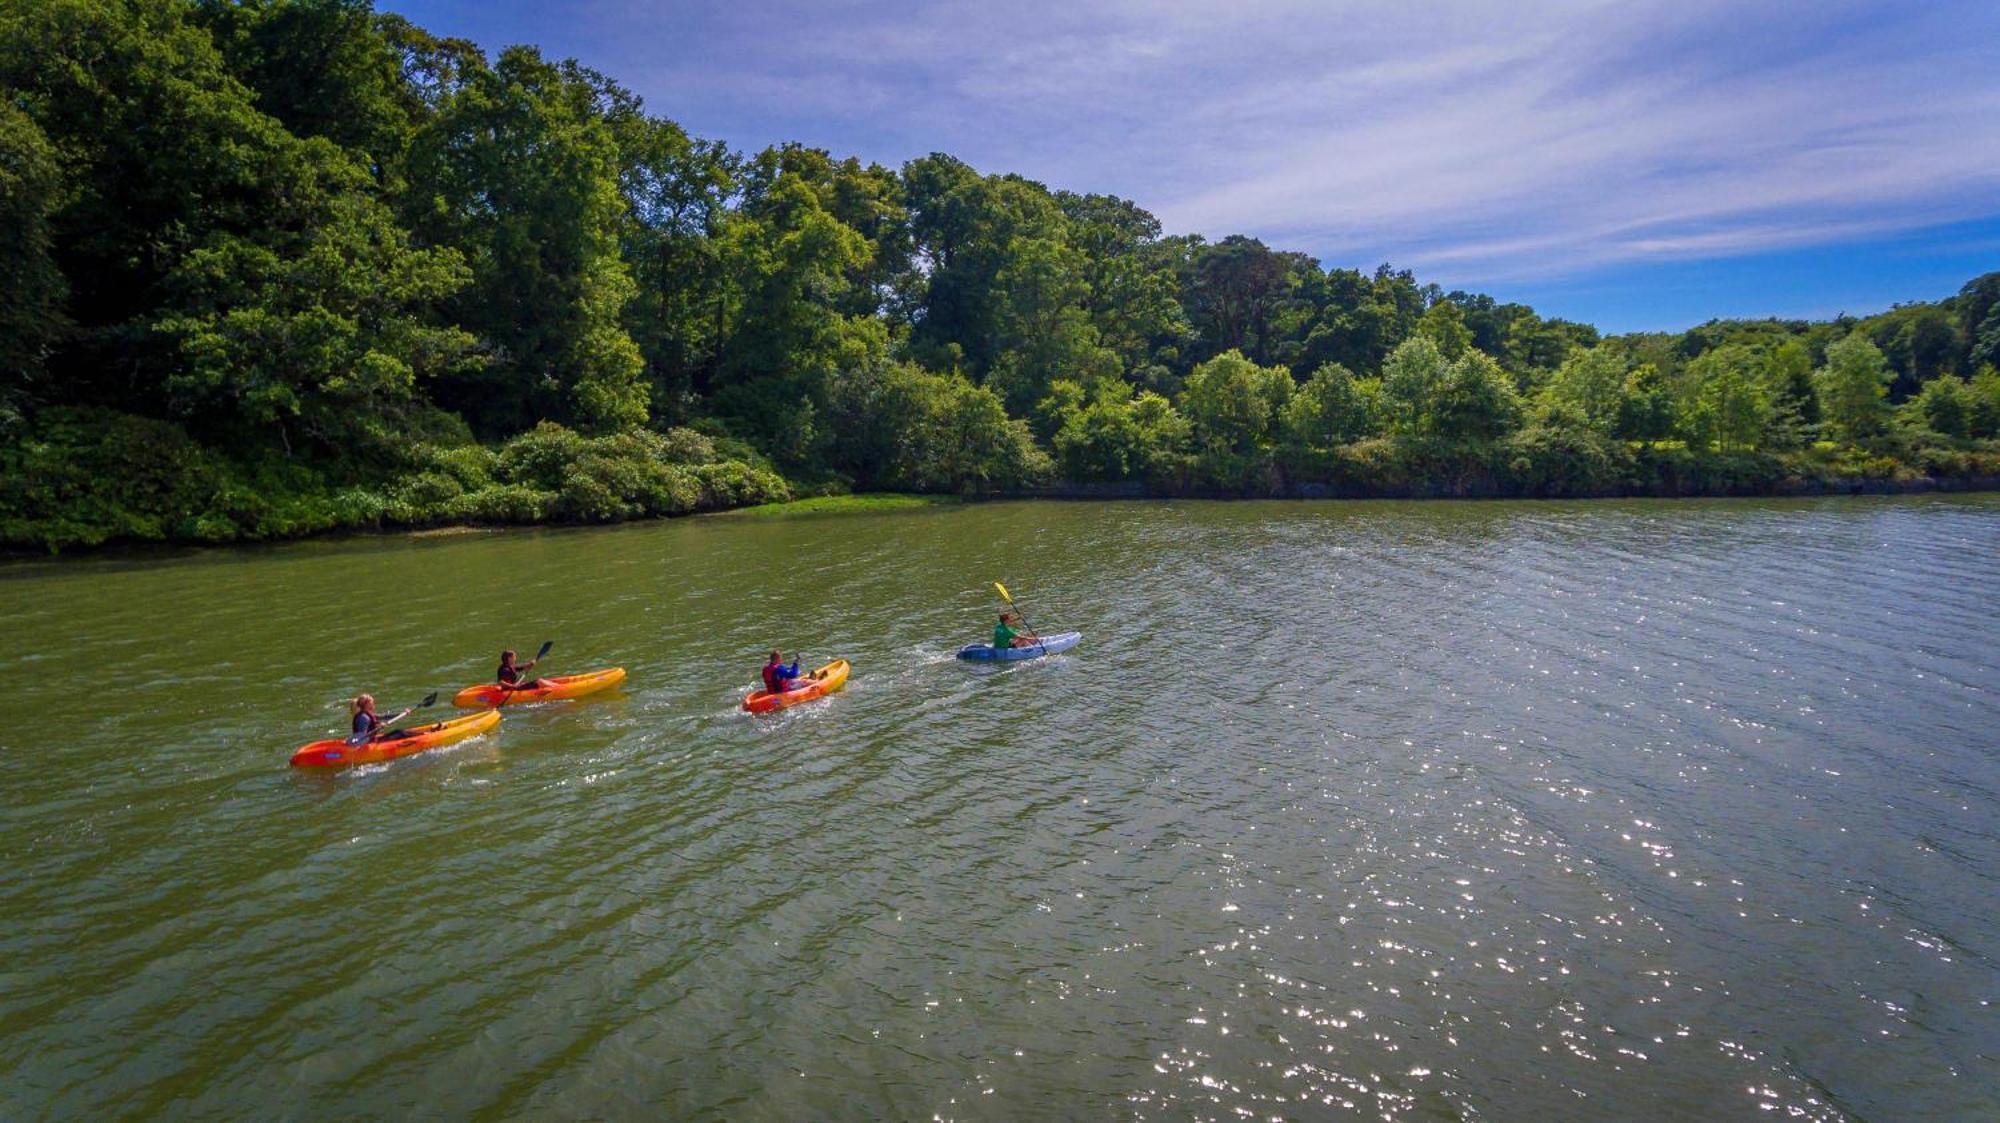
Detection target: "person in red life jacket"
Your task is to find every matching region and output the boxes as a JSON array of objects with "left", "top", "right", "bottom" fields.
[
  {"left": 497, "top": 649, "right": 549, "bottom": 692},
  {"left": 761, "top": 650, "right": 814, "bottom": 693}
]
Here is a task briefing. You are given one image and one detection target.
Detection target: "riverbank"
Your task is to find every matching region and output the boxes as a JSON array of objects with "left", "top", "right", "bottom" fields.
[{"left": 12, "top": 471, "right": 2000, "bottom": 562}]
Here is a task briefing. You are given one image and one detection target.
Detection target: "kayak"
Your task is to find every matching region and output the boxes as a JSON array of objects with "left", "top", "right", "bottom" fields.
[
  {"left": 743, "top": 659, "right": 850, "bottom": 714},
  {"left": 452, "top": 667, "right": 626, "bottom": 708},
  {"left": 290, "top": 708, "right": 501, "bottom": 769},
  {"left": 957, "top": 631, "right": 1082, "bottom": 661}
]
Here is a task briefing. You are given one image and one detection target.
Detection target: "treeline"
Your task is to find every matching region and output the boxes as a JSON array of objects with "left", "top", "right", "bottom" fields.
[{"left": 4, "top": 0, "right": 1999, "bottom": 549}]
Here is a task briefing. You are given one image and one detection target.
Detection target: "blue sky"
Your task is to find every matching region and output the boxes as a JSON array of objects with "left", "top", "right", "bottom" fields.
[{"left": 379, "top": 0, "right": 2000, "bottom": 333}]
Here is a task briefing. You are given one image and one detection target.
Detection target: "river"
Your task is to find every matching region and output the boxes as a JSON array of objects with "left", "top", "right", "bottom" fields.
[{"left": 3, "top": 496, "right": 1997, "bottom": 1119}]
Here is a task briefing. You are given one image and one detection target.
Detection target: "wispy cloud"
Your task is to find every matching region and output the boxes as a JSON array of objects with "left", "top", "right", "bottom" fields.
[{"left": 397, "top": 0, "right": 2000, "bottom": 295}]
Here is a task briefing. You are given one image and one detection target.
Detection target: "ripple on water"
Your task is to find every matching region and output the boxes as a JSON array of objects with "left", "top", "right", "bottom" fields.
[{"left": 0, "top": 497, "right": 1996, "bottom": 1118}]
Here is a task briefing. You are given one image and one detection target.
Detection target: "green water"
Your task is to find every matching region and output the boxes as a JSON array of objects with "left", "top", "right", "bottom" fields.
[{"left": 4, "top": 497, "right": 1998, "bottom": 1119}]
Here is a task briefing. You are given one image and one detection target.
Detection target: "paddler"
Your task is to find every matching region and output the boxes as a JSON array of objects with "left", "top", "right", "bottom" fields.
[
  {"left": 994, "top": 611, "right": 1040, "bottom": 649},
  {"left": 497, "top": 648, "right": 549, "bottom": 692},
  {"left": 349, "top": 694, "right": 412, "bottom": 740},
  {"left": 761, "top": 650, "right": 814, "bottom": 693}
]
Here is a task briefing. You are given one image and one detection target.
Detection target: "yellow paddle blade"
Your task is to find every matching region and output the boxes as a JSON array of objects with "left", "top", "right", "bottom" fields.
[{"left": 994, "top": 581, "right": 1013, "bottom": 603}]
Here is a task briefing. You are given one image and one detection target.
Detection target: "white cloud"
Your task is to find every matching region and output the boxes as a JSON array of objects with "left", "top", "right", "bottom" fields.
[{"left": 452, "top": 0, "right": 2000, "bottom": 289}]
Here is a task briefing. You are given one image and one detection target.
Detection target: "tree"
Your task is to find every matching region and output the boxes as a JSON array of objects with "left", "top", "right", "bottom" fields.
[
  {"left": 0, "top": 102, "right": 67, "bottom": 407},
  {"left": 1959, "top": 272, "right": 2000, "bottom": 370},
  {"left": 1431, "top": 350, "right": 1522, "bottom": 442},
  {"left": 1907, "top": 374, "right": 1972, "bottom": 439},
  {"left": 1416, "top": 300, "right": 1472, "bottom": 360},
  {"left": 194, "top": 0, "right": 413, "bottom": 174},
  {"left": 1542, "top": 345, "right": 1628, "bottom": 433},
  {"left": 1183, "top": 236, "right": 1305, "bottom": 365},
  {"left": 404, "top": 46, "right": 648, "bottom": 433},
  {"left": 1969, "top": 366, "right": 2000, "bottom": 438},
  {"left": 1816, "top": 333, "right": 1893, "bottom": 444},
  {"left": 1380, "top": 336, "right": 1451, "bottom": 436},
  {"left": 1616, "top": 363, "right": 1676, "bottom": 442},
  {"left": 1281, "top": 362, "right": 1374, "bottom": 448},
  {"left": 1056, "top": 191, "right": 1192, "bottom": 371},
  {"left": 824, "top": 360, "right": 1047, "bottom": 491},
  {"left": 1761, "top": 339, "right": 1818, "bottom": 447},
  {"left": 1042, "top": 379, "right": 1190, "bottom": 481},
  {"left": 1179, "top": 350, "right": 1293, "bottom": 453},
  {"left": 1693, "top": 362, "right": 1772, "bottom": 451},
  {"left": 154, "top": 186, "right": 479, "bottom": 453}
]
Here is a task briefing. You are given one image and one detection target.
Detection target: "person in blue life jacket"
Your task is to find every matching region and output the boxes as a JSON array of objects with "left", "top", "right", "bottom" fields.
[
  {"left": 993, "top": 612, "right": 1040, "bottom": 649},
  {"left": 762, "top": 650, "right": 816, "bottom": 693},
  {"left": 349, "top": 694, "right": 413, "bottom": 741},
  {"left": 497, "top": 648, "right": 549, "bottom": 692}
]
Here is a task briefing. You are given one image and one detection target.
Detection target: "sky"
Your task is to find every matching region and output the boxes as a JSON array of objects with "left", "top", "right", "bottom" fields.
[{"left": 378, "top": 0, "right": 2000, "bottom": 333}]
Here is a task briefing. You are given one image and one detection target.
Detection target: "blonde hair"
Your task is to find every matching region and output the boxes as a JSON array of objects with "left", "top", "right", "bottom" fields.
[{"left": 349, "top": 693, "right": 374, "bottom": 717}]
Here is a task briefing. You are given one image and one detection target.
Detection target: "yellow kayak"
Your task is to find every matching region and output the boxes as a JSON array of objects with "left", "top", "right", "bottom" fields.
[
  {"left": 453, "top": 667, "right": 626, "bottom": 708},
  {"left": 743, "top": 659, "right": 849, "bottom": 713}
]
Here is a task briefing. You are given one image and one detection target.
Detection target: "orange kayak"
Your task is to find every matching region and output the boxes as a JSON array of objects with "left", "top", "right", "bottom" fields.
[
  {"left": 452, "top": 667, "right": 626, "bottom": 708},
  {"left": 290, "top": 709, "right": 501, "bottom": 768},
  {"left": 743, "top": 659, "right": 849, "bottom": 713}
]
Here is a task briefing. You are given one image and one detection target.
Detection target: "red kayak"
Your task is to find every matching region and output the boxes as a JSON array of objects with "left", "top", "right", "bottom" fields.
[{"left": 290, "top": 709, "right": 501, "bottom": 768}]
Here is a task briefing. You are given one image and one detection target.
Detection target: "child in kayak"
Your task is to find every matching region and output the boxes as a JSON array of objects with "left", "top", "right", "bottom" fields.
[
  {"left": 994, "top": 612, "right": 1040, "bottom": 649},
  {"left": 349, "top": 694, "right": 414, "bottom": 740},
  {"left": 497, "top": 649, "right": 549, "bottom": 692},
  {"left": 762, "top": 650, "right": 815, "bottom": 693}
]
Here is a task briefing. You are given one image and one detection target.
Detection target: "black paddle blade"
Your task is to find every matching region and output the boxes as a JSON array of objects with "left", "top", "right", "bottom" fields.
[
  {"left": 418, "top": 692, "right": 439, "bottom": 707},
  {"left": 536, "top": 640, "right": 554, "bottom": 660}
]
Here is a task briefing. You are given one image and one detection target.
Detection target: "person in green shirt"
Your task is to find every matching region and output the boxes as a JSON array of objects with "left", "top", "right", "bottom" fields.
[{"left": 993, "top": 612, "right": 1039, "bottom": 649}]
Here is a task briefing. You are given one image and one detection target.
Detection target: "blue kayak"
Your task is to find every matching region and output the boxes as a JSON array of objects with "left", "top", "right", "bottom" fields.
[{"left": 956, "top": 631, "right": 1082, "bottom": 661}]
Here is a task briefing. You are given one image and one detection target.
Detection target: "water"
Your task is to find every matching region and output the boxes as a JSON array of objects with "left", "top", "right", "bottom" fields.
[{"left": 3, "top": 497, "right": 1997, "bottom": 1119}]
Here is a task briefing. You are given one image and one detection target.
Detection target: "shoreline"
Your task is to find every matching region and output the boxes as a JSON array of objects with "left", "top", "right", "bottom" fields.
[{"left": 6, "top": 475, "right": 1998, "bottom": 564}]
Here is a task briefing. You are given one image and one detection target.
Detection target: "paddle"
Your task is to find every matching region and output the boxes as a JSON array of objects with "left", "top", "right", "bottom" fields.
[
  {"left": 347, "top": 692, "right": 439, "bottom": 745},
  {"left": 498, "top": 640, "right": 554, "bottom": 702},
  {"left": 993, "top": 581, "right": 1048, "bottom": 657}
]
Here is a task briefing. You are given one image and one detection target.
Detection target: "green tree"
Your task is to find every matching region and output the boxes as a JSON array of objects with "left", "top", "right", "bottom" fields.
[
  {"left": 0, "top": 102, "right": 67, "bottom": 407},
  {"left": 1183, "top": 236, "right": 1308, "bottom": 365},
  {"left": 405, "top": 46, "right": 647, "bottom": 433},
  {"left": 1541, "top": 345, "right": 1628, "bottom": 432},
  {"left": 1179, "top": 350, "right": 1293, "bottom": 453},
  {"left": 193, "top": 0, "right": 412, "bottom": 174},
  {"left": 1431, "top": 350, "right": 1522, "bottom": 442},
  {"left": 1380, "top": 336, "right": 1451, "bottom": 436},
  {"left": 1042, "top": 379, "right": 1190, "bottom": 482},
  {"left": 1907, "top": 374, "right": 1972, "bottom": 439},
  {"left": 1760, "top": 339, "right": 1818, "bottom": 447},
  {"left": 1968, "top": 365, "right": 2000, "bottom": 438},
  {"left": 1615, "top": 363, "right": 1676, "bottom": 442},
  {"left": 1281, "top": 362, "right": 1374, "bottom": 448},
  {"left": 1416, "top": 300, "right": 1472, "bottom": 360},
  {"left": 154, "top": 187, "right": 478, "bottom": 453},
  {"left": 1692, "top": 362, "right": 1771, "bottom": 451},
  {"left": 1816, "top": 333, "right": 1893, "bottom": 444},
  {"left": 825, "top": 360, "right": 1047, "bottom": 491}
]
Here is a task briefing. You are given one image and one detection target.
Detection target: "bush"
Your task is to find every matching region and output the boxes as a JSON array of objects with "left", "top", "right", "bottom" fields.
[{"left": 1501, "top": 423, "right": 1637, "bottom": 495}]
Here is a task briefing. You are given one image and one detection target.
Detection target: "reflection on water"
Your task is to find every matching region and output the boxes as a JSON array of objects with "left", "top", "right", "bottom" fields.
[{"left": 2, "top": 496, "right": 1997, "bottom": 1118}]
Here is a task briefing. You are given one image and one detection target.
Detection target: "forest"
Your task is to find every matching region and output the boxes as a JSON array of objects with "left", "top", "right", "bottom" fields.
[{"left": 5, "top": 0, "right": 2000, "bottom": 550}]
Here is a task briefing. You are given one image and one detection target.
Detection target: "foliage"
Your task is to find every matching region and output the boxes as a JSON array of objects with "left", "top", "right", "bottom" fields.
[
  {"left": 1041, "top": 379, "right": 1190, "bottom": 483},
  {"left": 3, "top": 1, "right": 1996, "bottom": 551},
  {"left": 823, "top": 360, "right": 1050, "bottom": 492},
  {"left": 1816, "top": 333, "right": 1893, "bottom": 444}
]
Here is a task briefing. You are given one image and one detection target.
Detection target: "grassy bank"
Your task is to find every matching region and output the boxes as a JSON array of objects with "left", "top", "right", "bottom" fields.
[{"left": 719, "top": 494, "right": 964, "bottom": 518}]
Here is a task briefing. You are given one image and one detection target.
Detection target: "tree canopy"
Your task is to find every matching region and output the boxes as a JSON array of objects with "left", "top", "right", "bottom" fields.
[{"left": 3, "top": 0, "right": 1996, "bottom": 549}]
